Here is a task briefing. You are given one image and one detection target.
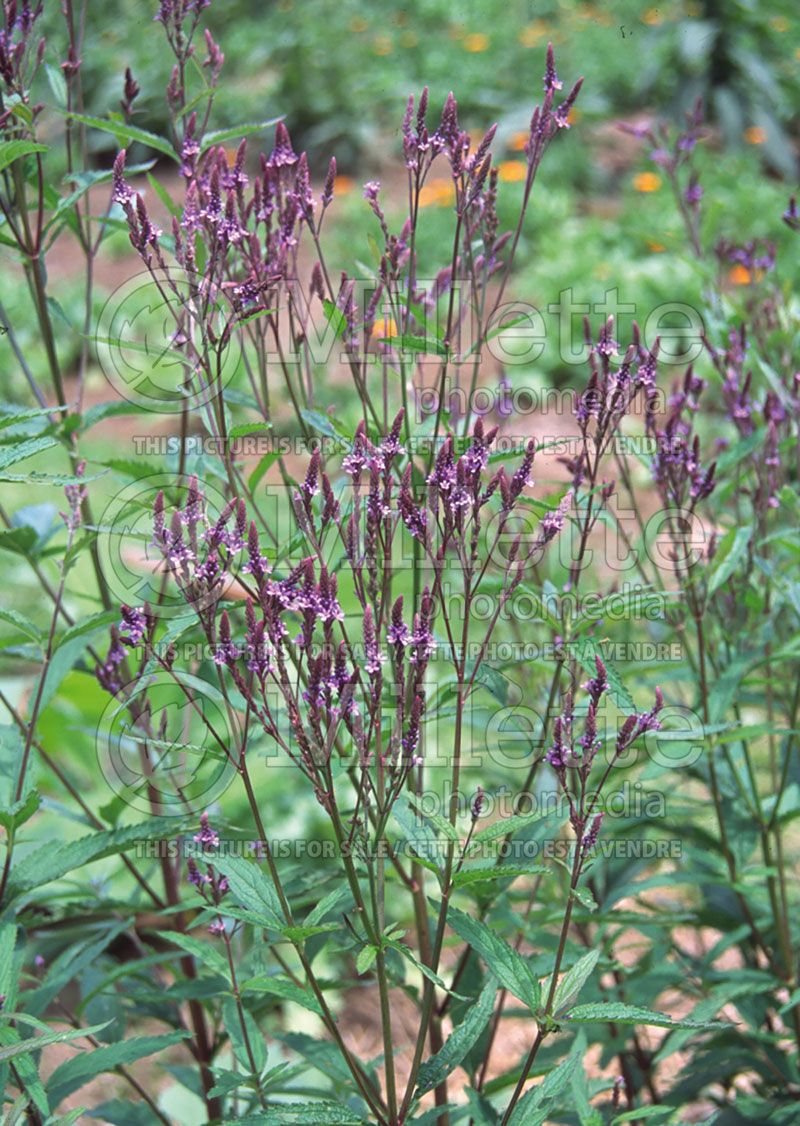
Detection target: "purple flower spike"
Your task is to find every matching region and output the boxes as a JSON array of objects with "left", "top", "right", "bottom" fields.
[{"left": 194, "top": 811, "right": 219, "bottom": 850}]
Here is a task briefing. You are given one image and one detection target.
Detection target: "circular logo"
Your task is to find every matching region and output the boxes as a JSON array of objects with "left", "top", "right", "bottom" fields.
[
  {"left": 96, "top": 473, "right": 236, "bottom": 620},
  {"left": 95, "top": 267, "right": 242, "bottom": 413},
  {"left": 96, "top": 671, "right": 240, "bottom": 815}
]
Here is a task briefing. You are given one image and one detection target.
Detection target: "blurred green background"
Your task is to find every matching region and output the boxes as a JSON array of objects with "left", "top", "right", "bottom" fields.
[{"left": 40, "top": 0, "right": 800, "bottom": 175}]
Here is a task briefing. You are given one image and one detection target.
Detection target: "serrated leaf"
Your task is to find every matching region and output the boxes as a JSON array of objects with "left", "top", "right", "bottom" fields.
[
  {"left": 470, "top": 809, "right": 547, "bottom": 846},
  {"left": 563, "top": 1001, "right": 727, "bottom": 1029},
  {"left": 6, "top": 817, "right": 192, "bottom": 900},
  {"left": 0, "top": 1021, "right": 110, "bottom": 1064},
  {"left": 223, "top": 1103, "right": 366, "bottom": 1124},
  {"left": 241, "top": 974, "right": 323, "bottom": 1016},
  {"left": 153, "top": 930, "right": 230, "bottom": 977},
  {"left": 508, "top": 1031, "right": 586, "bottom": 1125},
  {"left": 0, "top": 435, "right": 58, "bottom": 471},
  {"left": 552, "top": 948, "right": 600, "bottom": 1015},
  {"left": 453, "top": 862, "right": 550, "bottom": 888},
  {"left": 446, "top": 905, "right": 540, "bottom": 1011},
  {"left": 193, "top": 850, "right": 284, "bottom": 928},
  {"left": 392, "top": 794, "right": 444, "bottom": 873},
  {"left": 417, "top": 977, "right": 497, "bottom": 1094},
  {"left": 304, "top": 884, "right": 352, "bottom": 926},
  {"left": 611, "top": 1108, "right": 675, "bottom": 1124}
]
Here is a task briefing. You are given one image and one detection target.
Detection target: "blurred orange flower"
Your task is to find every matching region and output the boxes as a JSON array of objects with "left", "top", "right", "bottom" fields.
[
  {"left": 509, "top": 131, "right": 529, "bottom": 152},
  {"left": 334, "top": 175, "right": 355, "bottom": 195},
  {"left": 463, "top": 32, "right": 489, "bottom": 52},
  {"left": 419, "top": 179, "right": 454, "bottom": 208},
  {"left": 498, "top": 161, "right": 527, "bottom": 182},
  {"left": 372, "top": 35, "right": 392, "bottom": 56},
  {"left": 642, "top": 8, "right": 663, "bottom": 25},
  {"left": 633, "top": 172, "right": 661, "bottom": 192},
  {"left": 518, "top": 21, "right": 548, "bottom": 47},
  {"left": 372, "top": 316, "right": 398, "bottom": 339},
  {"left": 729, "top": 264, "right": 752, "bottom": 285},
  {"left": 744, "top": 126, "right": 766, "bottom": 145},
  {"left": 647, "top": 240, "right": 666, "bottom": 252}
]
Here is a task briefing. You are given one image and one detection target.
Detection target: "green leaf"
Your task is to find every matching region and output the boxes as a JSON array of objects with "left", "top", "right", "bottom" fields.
[
  {"left": 707, "top": 524, "right": 752, "bottom": 597},
  {"left": 241, "top": 974, "right": 324, "bottom": 1016},
  {"left": 39, "top": 610, "right": 119, "bottom": 711},
  {"left": 392, "top": 793, "right": 443, "bottom": 873},
  {"left": 0, "top": 140, "right": 48, "bottom": 173},
  {"left": 24, "top": 922, "right": 132, "bottom": 1019},
  {"left": 0, "top": 403, "right": 63, "bottom": 429},
  {"left": 470, "top": 809, "right": 547, "bottom": 846},
  {"left": 227, "top": 422, "right": 272, "bottom": 441},
  {"left": 304, "top": 884, "right": 352, "bottom": 927},
  {"left": 87, "top": 1100, "right": 161, "bottom": 1126},
  {"left": 453, "top": 862, "right": 550, "bottom": 888},
  {"left": 44, "top": 63, "right": 68, "bottom": 107},
  {"left": 6, "top": 817, "right": 192, "bottom": 900},
  {"left": 356, "top": 944, "right": 378, "bottom": 975},
  {"left": 552, "top": 948, "right": 600, "bottom": 1016},
  {"left": 0, "top": 607, "right": 42, "bottom": 645},
  {"left": 446, "top": 905, "right": 540, "bottom": 1011},
  {"left": 64, "top": 112, "right": 175, "bottom": 158},
  {"left": 611, "top": 1108, "right": 675, "bottom": 1124},
  {"left": 563, "top": 1002, "right": 727, "bottom": 1029},
  {"left": 0, "top": 525, "right": 38, "bottom": 558},
  {"left": 385, "top": 939, "right": 457, "bottom": 995},
  {"left": 0, "top": 436, "right": 58, "bottom": 471},
  {"left": 248, "top": 451, "right": 280, "bottom": 492},
  {"left": 321, "top": 298, "right": 348, "bottom": 341},
  {"left": 153, "top": 930, "right": 230, "bottom": 978},
  {"left": 508, "top": 1031, "right": 586, "bottom": 1126},
  {"left": 222, "top": 995, "right": 267, "bottom": 1074},
  {"left": 46, "top": 1031, "right": 189, "bottom": 1107},
  {"left": 300, "top": 408, "right": 349, "bottom": 440},
  {"left": 715, "top": 427, "right": 764, "bottom": 473},
  {"left": 223, "top": 1103, "right": 366, "bottom": 1124},
  {"left": 278, "top": 1031, "right": 356, "bottom": 1087},
  {"left": 417, "top": 977, "right": 497, "bottom": 1094},
  {"left": 195, "top": 850, "right": 285, "bottom": 929},
  {"left": 200, "top": 117, "right": 283, "bottom": 153},
  {"left": 0, "top": 1025, "right": 50, "bottom": 1118},
  {"left": 381, "top": 334, "right": 448, "bottom": 357},
  {"left": 0, "top": 788, "right": 40, "bottom": 834},
  {"left": 0, "top": 1022, "right": 110, "bottom": 1064}
]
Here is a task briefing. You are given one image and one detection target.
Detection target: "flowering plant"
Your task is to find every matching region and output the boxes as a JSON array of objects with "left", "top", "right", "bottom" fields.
[{"left": 0, "top": 3, "right": 798, "bottom": 1124}]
